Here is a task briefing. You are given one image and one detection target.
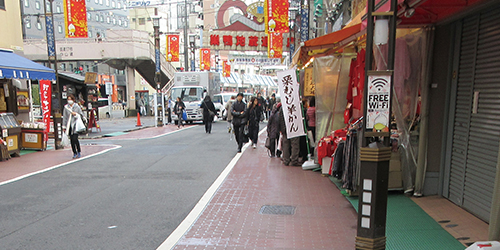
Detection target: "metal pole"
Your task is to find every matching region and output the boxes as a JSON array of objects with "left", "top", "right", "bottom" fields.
[
  {"left": 43, "top": 0, "right": 62, "bottom": 149},
  {"left": 153, "top": 10, "right": 163, "bottom": 126},
  {"left": 183, "top": 0, "right": 189, "bottom": 72}
]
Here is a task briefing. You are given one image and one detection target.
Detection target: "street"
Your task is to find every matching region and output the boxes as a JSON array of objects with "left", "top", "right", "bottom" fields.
[{"left": 0, "top": 122, "right": 237, "bottom": 250}]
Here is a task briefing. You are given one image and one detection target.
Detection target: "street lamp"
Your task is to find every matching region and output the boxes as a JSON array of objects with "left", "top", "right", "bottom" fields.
[
  {"left": 189, "top": 34, "right": 196, "bottom": 71},
  {"left": 152, "top": 14, "right": 163, "bottom": 127}
]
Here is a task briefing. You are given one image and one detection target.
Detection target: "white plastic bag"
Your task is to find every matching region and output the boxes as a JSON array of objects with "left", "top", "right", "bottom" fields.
[
  {"left": 74, "top": 115, "right": 86, "bottom": 134},
  {"left": 61, "top": 133, "right": 70, "bottom": 147}
]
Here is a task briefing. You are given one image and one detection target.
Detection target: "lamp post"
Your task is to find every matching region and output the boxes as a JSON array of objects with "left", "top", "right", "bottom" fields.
[
  {"left": 153, "top": 14, "right": 163, "bottom": 127},
  {"left": 189, "top": 34, "right": 196, "bottom": 71},
  {"left": 43, "top": 0, "right": 63, "bottom": 149},
  {"left": 183, "top": 0, "right": 189, "bottom": 72},
  {"left": 355, "top": 0, "right": 397, "bottom": 249}
]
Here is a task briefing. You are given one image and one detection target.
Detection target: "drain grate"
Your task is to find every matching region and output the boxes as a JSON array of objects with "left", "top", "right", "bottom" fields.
[{"left": 259, "top": 205, "right": 296, "bottom": 215}]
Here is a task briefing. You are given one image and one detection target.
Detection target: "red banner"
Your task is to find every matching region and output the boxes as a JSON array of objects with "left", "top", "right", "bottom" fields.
[
  {"left": 268, "top": 33, "right": 283, "bottom": 58},
  {"left": 167, "top": 35, "right": 180, "bottom": 62},
  {"left": 63, "top": 0, "right": 88, "bottom": 38},
  {"left": 264, "top": 0, "right": 289, "bottom": 34},
  {"left": 40, "top": 80, "right": 52, "bottom": 140},
  {"left": 222, "top": 61, "right": 231, "bottom": 77},
  {"left": 200, "top": 48, "right": 211, "bottom": 71}
]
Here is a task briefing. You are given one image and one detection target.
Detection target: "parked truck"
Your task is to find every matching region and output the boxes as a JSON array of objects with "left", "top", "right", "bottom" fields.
[{"left": 170, "top": 71, "right": 221, "bottom": 123}]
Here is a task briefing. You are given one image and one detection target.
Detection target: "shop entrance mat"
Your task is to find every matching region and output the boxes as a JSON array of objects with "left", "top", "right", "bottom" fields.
[{"left": 329, "top": 177, "right": 465, "bottom": 250}]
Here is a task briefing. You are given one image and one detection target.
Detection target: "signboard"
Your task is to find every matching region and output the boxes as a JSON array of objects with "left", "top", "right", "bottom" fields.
[
  {"left": 300, "top": 6, "right": 309, "bottom": 42},
  {"left": 40, "top": 80, "right": 51, "bottom": 140},
  {"left": 84, "top": 72, "right": 97, "bottom": 84},
  {"left": 63, "top": 0, "right": 88, "bottom": 38},
  {"left": 228, "top": 55, "right": 282, "bottom": 66},
  {"left": 105, "top": 82, "right": 113, "bottom": 95},
  {"left": 264, "top": 0, "right": 289, "bottom": 34},
  {"left": 200, "top": 48, "right": 211, "bottom": 71},
  {"left": 277, "top": 67, "right": 306, "bottom": 139},
  {"left": 45, "top": 15, "right": 56, "bottom": 57},
  {"left": 25, "top": 133, "right": 38, "bottom": 143},
  {"left": 268, "top": 33, "right": 283, "bottom": 58},
  {"left": 366, "top": 74, "right": 391, "bottom": 130},
  {"left": 303, "top": 68, "right": 314, "bottom": 96},
  {"left": 204, "top": 31, "right": 289, "bottom": 52},
  {"left": 166, "top": 35, "right": 180, "bottom": 62},
  {"left": 222, "top": 61, "right": 231, "bottom": 77}
]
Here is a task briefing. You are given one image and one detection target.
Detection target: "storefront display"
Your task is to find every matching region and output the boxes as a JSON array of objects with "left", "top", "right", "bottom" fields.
[
  {"left": 20, "top": 122, "right": 47, "bottom": 150},
  {"left": 0, "top": 113, "right": 22, "bottom": 157}
]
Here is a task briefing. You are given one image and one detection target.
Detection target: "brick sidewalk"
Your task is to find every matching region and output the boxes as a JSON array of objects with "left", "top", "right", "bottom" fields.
[{"left": 173, "top": 132, "right": 358, "bottom": 249}]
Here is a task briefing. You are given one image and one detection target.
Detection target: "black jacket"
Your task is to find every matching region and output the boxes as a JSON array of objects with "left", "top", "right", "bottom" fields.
[
  {"left": 247, "top": 104, "right": 262, "bottom": 127},
  {"left": 231, "top": 100, "right": 247, "bottom": 126},
  {"left": 267, "top": 107, "right": 280, "bottom": 139},
  {"left": 201, "top": 100, "right": 216, "bottom": 120},
  {"left": 173, "top": 101, "right": 185, "bottom": 114},
  {"left": 268, "top": 98, "right": 276, "bottom": 111},
  {"left": 278, "top": 106, "right": 287, "bottom": 137}
]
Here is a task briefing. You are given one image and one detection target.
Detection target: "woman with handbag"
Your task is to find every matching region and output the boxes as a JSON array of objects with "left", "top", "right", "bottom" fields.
[
  {"left": 173, "top": 97, "right": 186, "bottom": 128},
  {"left": 62, "top": 94, "right": 85, "bottom": 159},
  {"left": 247, "top": 97, "right": 262, "bottom": 149},
  {"left": 201, "top": 95, "right": 216, "bottom": 134}
]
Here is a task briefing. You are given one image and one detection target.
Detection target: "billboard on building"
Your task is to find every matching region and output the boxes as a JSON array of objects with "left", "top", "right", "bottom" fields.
[{"left": 63, "top": 0, "right": 88, "bottom": 38}]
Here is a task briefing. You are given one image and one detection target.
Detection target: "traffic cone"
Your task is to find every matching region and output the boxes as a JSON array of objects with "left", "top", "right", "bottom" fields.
[{"left": 136, "top": 111, "right": 142, "bottom": 127}]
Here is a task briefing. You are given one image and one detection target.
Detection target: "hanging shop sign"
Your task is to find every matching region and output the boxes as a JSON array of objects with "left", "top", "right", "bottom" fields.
[
  {"left": 166, "top": 35, "right": 180, "bottom": 62},
  {"left": 300, "top": 6, "right": 309, "bottom": 42},
  {"left": 204, "top": 31, "right": 289, "bottom": 52},
  {"left": 277, "top": 67, "right": 306, "bottom": 139},
  {"left": 268, "top": 32, "right": 283, "bottom": 58},
  {"left": 40, "top": 80, "right": 52, "bottom": 140},
  {"left": 264, "top": 0, "right": 289, "bottom": 34},
  {"left": 228, "top": 55, "right": 282, "bottom": 66},
  {"left": 366, "top": 74, "right": 392, "bottom": 130},
  {"left": 303, "top": 67, "right": 314, "bottom": 96},
  {"left": 63, "top": 0, "right": 88, "bottom": 38},
  {"left": 222, "top": 61, "right": 231, "bottom": 77},
  {"left": 200, "top": 48, "right": 211, "bottom": 71}
]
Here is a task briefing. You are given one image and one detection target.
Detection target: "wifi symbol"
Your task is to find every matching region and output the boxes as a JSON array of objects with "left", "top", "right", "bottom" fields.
[{"left": 373, "top": 78, "right": 388, "bottom": 91}]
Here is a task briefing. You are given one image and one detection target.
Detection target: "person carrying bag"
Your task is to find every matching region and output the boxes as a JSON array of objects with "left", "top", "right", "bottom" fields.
[
  {"left": 62, "top": 94, "right": 86, "bottom": 159},
  {"left": 201, "top": 95, "right": 216, "bottom": 133}
]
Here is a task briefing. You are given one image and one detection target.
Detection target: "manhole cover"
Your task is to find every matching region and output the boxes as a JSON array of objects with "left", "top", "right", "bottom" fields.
[{"left": 259, "top": 205, "right": 296, "bottom": 215}]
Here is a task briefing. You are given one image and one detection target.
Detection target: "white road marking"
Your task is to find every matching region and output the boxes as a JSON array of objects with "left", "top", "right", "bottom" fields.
[
  {"left": 112, "top": 125, "right": 197, "bottom": 140},
  {"left": 156, "top": 128, "right": 267, "bottom": 250},
  {"left": 0, "top": 145, "right": 122, "bottom": 187}
]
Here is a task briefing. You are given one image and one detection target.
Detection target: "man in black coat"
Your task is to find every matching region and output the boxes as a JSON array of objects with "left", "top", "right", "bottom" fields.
[{"left": 231, "top": 93, "right": 247, "bottom": 153}]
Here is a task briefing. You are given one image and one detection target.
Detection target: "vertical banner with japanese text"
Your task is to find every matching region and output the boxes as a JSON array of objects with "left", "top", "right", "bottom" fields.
[
  {"left": 264, "top": 0, "right": 289, "bottom": 34},
  {"left": 166, "top": 35, "right": 180, "bottom": 62},
  {"left": 222, "top": 60, "right": 231, "bottom": 77},
  {"left": 303, "top": 67, "right": 315, "bottom": 96},
  {"left": 300, "top": 5, "right": 309, "bottom": 42},
  {"left": 63, "top": 0, "right": 88, "bottom": 38},
  {"left": 268, "top": 33, "right": 283, "bottom": 58},
  {"left": 277, "top": 67, "right": 306, "bottom": 139},
  {"left": 200, "top": 48, "right": 211, "bottom": 71},
  {"left": 40, "top": 80, "right": 52, "bottom": 141}
]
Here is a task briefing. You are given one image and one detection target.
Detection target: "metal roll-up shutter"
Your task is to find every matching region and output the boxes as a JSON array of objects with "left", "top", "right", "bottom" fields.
[
  {"left": 448, "top": 15, "right": 478, "bottom": 207},
  {"left": 462, "top": 7, "right": 500, "bottom": 222}
]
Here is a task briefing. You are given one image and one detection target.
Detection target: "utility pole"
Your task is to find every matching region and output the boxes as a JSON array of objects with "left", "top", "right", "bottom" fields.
[
  {"left": 153, "top": 8, "right": 163, "bottom": 126},
  {"left": 43, "top": 0, "right": 63, "bottom": 149},
  {"left": 183, "top": 0, "right": 189, "bottom": 71}
]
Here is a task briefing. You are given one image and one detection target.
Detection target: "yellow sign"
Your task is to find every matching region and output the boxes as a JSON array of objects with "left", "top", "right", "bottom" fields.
[
  {"left": 303, "top": 68, "right": 314, "bottom": 96},
  {"left": 84, "top": 72, "right": 97, "bottom": 84}
]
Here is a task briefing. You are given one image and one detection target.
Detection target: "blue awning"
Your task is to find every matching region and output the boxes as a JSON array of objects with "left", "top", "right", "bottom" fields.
[{"left": 0, "top": 49, "right": 55, "bottom": 81}]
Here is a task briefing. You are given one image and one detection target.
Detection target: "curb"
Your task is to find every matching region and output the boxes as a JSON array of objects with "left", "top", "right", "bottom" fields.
[{"left": 80, "top": 125, "right": 154, "bottom": 140}]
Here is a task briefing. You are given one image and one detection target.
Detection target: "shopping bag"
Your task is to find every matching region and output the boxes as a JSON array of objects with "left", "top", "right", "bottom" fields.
[
  {"left": 75, "top": 115, "right": 87, "bottom": 134},
  {"left": 61, "top": 133, "right": 70, "bottom": 148},
  {"left": 182, "top": 110, "right": 188, "bottom": 121},
  {"left": 307, "top": 130, "right": 315, "bottom": 146},
  {"left": 265, "top": 137, "right": 271, "bottom": 149}
]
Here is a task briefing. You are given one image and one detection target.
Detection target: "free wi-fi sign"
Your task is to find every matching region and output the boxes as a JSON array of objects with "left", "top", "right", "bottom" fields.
[{"left": 366, "top": 75, "right": 392, "bottom": 129}]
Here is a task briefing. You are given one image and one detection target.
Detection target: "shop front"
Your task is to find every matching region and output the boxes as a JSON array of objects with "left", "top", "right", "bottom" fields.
[{"left": 0, "top": 48, "right": 55, "bottom": 155}]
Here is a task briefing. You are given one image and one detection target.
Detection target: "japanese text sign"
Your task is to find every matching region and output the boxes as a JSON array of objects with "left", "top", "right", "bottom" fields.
[
  {"left": 204, "top": 31, "right": 289, "bottom": 52},
  {"left": 200, "top": 48, "right": 211, "bottom": 71},
  {"left": 277, "top": 67, "right": 306, "bottom": 139},
  {"left": 303, "top": 68, "right": 314, "bottom": 96},
  {"left": 264, "top": 0, "right": 289, "bottom": 34},
  {"left": 63, "top": 0, "right": 88, "bottom": 38},
  {"left": 268, "top": 32, "right": 283, "bottom": 58},
  {"left": 167, "top": 35, "right": 180, "bottom": 62},
  {"left": 40, "top": 80, "right": 52, "bottom": 140},
  {"left": 366, "top": 74, "right": 392, "bottom": 130}
]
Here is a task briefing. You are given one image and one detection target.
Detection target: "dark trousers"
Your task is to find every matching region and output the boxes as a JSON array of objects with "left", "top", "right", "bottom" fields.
[
  {"left": 249, "top": 125, "right": 259, "bottom": 144},
  {"left": 282, "top": 136, "right": 300, "bottom": 166},
  {"left": 69, "top": 127, "right": 81, "bottom": 155},
  {"left": 204, "top": 120, "right": 212, "bottom": 133},
  {"left": 269, "top": 136, "right": 279, "bottom": 156},
  {"left": 233, "top": 124, "right": 244, "bottom": 150}
]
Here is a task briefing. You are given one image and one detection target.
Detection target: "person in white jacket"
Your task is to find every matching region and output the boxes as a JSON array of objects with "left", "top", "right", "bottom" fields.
[{"left": 62, "top": 94, "right": 85, "bottom": 159}]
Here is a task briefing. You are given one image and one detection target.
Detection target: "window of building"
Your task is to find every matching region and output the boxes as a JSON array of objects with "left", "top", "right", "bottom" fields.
[
  {"left": 94, "top": 0, "right": 98, "bottom": 3},
  {"left": 112, "top": 18, "right": 116, "bottom": 25},
  {"left": 57, "top": 25, "right": 62, "bottom": 33},
  {"left": 35, "top": 1, "right": 40, "bottom": 9},
  {"left": 88, "top": 30, "right": 92, "bottom": 37},
  {"left": 138, "top": 18, "right": 145, "bottom": 25},
  {"left": 86, "top": 65, "right": 90, "bottom": 72},
  {"left": 124, "top": 21, "right": 128, "bottom": 27},
  {"left": 61, "top": 63, "right": 66, "bottom": 71},
  {"left": 92, "top": 65, "right": 98, "bottom": 72},
  {"left": 95, "top": 14, "right": 99, "bottom": 21},
  {"left": 26, "top": 19, "right": 31, "bottom": 29},
  {"left": 0, "top": 0, "right": 5, "bottom": 9},
  {"left": 46, "top": 2, "right": 50, "bottom": 11},
  {"left": 118, "top": 19, "right": 122, "bottom": 26},
  {"left": 24, "top": 0, "right": 29, "bottom": 8},
  {"left": 88, "top": 13, "right": 91, "bottom": 20},
  {"left": 56, "top": 5, "right": 61, "bottom": 13},
  {"left": 147, "top": 17, "right": 151, "bottom": 21},
  {"left": 131, "top": 18, "right": 136, "bottom": 22},
  {"left": 117, "top": 2, "right": 121, "bottom": 8},
  {"left": 111, "top": 0, "right": 115, "bottom": 8},
  {"left": 100, "top": 15, "right": 104, "bottom": 22},
  {"left": 99, "top": 0, "right": 102, "bottom": 5},
  {"left": 36, "top": 21, "right": 42, "bottom": 30},
  {"left": 106, "top": 16, "right": 110, "bottom": 23},
  {"left": 105, "top": 0, "right": 109, "bottom": 6},
  {"left": 69, "top": 63, "right": 74, "bottom": 72}
]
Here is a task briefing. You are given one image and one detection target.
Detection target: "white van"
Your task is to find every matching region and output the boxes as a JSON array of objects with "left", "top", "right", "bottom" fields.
[{"left": 213, "top": 92, "right": 238, "bottom": 120}]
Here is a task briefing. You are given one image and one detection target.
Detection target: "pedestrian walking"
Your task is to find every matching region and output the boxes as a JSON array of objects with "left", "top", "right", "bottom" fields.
[
  {"left": 173, "top": 97, "right": 186, "bottom": 128},
  {"left": 225, "top": 95, "right": 235, "bottom": 133},
  {"left": 256, "top": 92, "right": 266, "bottom": 120},
  {"left": 201, "top": 95, "right": 216, "bottom": 133},
  {"left": 138, "top": 95, "right": 146, "bottom": 116},
  {"left": 268, "top": 93, "right": 276, "bottom": 120},
  {"left": 230, "top": 93, "right": 247, "bottom": 153},
  {"left": 307, "top": 97, "right": 316, "bottom": 142},
  {"left": 247, "top": 97, "right": 262, "bottom": 149},
  {"left": 62, "top": 94, "right": 85, "bottom": 159},
  {"left": 266, "top": 102, "right": 281, "bottom": 157}
]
